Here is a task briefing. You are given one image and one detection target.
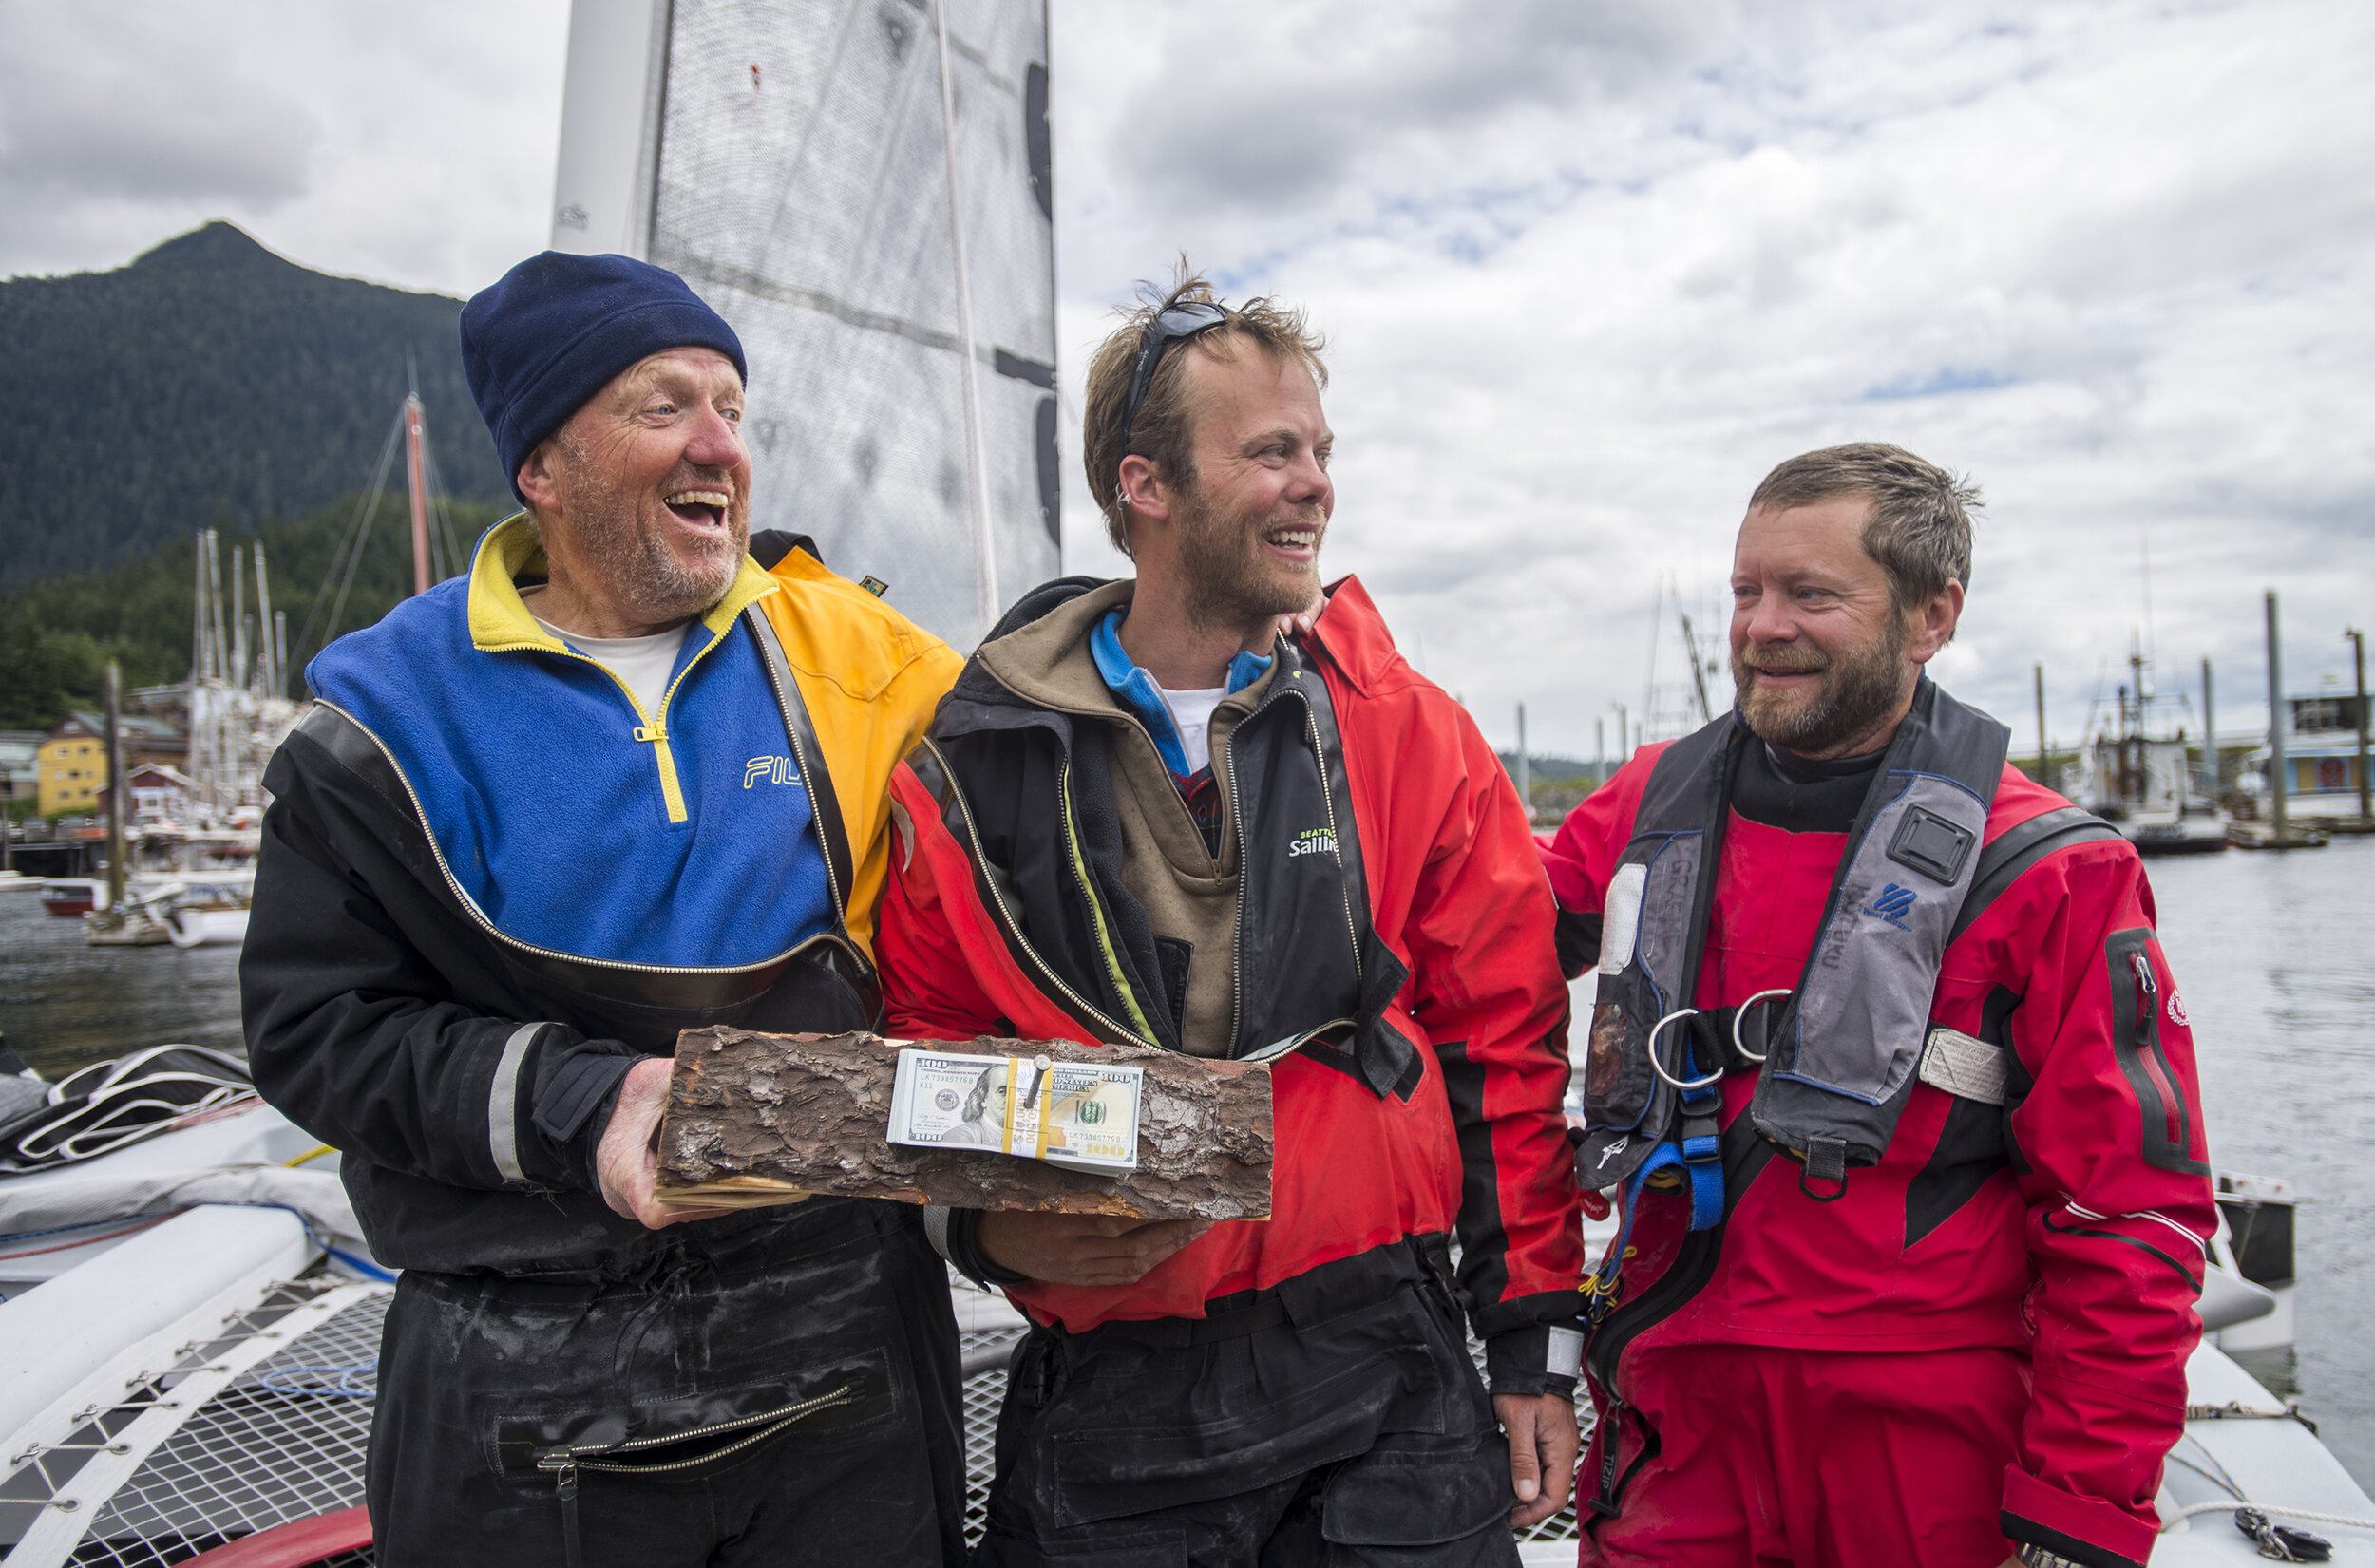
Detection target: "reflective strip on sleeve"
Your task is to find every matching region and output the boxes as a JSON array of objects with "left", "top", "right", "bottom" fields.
[
  {"left": 1918, "top": 1026, "right": 2009, "bottom": 1107},
  {"left": 1547, "top": 1326, "right": 1585, "bottom": 1379},
  {"left": 488, "top": 1023, "right": 546, "bottom": 1183}
]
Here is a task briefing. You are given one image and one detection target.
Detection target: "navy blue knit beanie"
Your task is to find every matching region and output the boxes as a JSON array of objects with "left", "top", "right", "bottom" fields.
[{"left": 460, "top": 252, "right": 748, "bottom": 499}]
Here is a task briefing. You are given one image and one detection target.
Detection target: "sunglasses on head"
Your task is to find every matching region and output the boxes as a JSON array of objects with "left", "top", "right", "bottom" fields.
[{"left": 1116, "top": 300, "right": 1230, "bottom": 459}]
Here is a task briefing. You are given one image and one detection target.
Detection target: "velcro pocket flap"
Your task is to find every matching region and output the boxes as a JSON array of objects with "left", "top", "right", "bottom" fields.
[
  {"left": 1320, "top": 1430, "right": 1513, "bottom": 1545},
  {"left": 1049, "top": 1325, "right": 1434, "bottom": 1527}
]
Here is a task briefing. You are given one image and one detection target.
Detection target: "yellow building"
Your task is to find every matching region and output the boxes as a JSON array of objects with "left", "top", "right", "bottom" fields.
[{"left": 37, "top": 712, "right": 187, "bottom": 819}]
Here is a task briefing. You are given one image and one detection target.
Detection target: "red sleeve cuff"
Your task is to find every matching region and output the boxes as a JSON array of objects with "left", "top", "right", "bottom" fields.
[{"left": 2001, "top": 1464, "right": 2156, "bottom": 1568}]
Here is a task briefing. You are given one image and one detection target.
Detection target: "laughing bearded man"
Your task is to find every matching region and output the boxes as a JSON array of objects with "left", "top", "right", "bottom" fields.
[
  {"left": 873, "top": 273, "right": 1586, "bottom": 1565},
  {"left": 242, "top": 252, "right": 968, "bottom": 1568}
]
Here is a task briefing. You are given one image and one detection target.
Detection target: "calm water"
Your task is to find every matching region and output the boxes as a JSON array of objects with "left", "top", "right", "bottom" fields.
[{"left": 4, "top": 839, "right": 2372, "bottom": 1479}]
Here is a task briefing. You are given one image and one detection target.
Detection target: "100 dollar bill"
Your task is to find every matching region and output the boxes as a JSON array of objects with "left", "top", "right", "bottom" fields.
[{"left": 887, "top": 1048, "right": 1142, "bottom": 1173}]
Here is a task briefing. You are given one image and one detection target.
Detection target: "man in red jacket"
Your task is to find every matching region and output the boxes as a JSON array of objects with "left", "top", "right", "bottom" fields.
[
  {"left": 1544, "top": 444, "right": 2214, "bottom": 1568},
  {"left": 876, "top": 275, "right": 1585, "bottom": 1564}
]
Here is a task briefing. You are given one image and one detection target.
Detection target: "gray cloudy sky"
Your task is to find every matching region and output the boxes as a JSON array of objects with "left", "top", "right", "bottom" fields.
[{"left": 5, "top": 0, "right": 2367, "bottom": 758}]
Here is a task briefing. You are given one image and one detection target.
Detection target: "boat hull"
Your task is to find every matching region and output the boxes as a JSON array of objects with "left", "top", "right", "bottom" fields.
[{"left": 37, "top": 879, "right": 99, "bottom": 918}]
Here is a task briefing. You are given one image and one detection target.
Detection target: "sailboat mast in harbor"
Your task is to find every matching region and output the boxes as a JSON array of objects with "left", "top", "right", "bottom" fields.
[{"left": 545, "top": 0, "right": 1059, "bottom": 651}]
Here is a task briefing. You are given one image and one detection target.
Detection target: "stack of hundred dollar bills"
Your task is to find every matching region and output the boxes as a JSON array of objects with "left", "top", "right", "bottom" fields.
[{"left": 888, "top": 1048, "right": 1143, "bottom": 1173}]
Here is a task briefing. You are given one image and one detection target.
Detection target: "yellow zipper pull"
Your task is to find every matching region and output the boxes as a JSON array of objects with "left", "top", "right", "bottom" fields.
[{"left": 634, "top": 723, "right": 667, "bottom": 744}]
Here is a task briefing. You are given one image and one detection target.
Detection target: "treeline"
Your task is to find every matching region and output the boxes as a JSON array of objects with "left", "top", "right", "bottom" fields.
[
  {"left": 0, "top": 495, "right": 509, "bottom": 730},
  {"left": 0, "top": 221, "right": 508, "bottom": 591}
]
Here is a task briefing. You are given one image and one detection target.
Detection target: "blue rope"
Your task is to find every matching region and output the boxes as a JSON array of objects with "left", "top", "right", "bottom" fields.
[{"left": 256, "top": 1359, "right": 380, "bottom": 1398}]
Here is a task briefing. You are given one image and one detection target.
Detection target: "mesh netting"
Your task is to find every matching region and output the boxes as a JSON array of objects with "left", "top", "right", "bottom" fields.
[
  {"left": 651, "top": 0, "right": 1060, "bottom": 652},
  {"left": 78, "top": 1295, "right": 383, "bottom": 1563},
  {"left": 16, "top": 1286, "right": 1583, "bottom": 1563},
  {"left": 0, "top": 1280, "right": 384, "bottom": 1568},
  {"left": 950, "top": 1322, "right": 1594, "bottom": 1548}
]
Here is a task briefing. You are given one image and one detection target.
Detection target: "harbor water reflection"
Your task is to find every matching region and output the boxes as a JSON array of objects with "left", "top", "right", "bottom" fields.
[{"left": 4, "top": 835, "right": 2372, "bottom": 1483}]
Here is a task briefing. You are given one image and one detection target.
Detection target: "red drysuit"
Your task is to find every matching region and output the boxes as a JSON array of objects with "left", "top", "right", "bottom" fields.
[{"left": 1545, "top": 746, "right": 2214, "bottom": 1568}]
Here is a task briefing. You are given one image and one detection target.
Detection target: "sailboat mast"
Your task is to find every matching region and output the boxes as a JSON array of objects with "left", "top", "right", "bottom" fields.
[
  {"left": 254, "top": 543, "right": 277, "bottom": 697},
  {"left": 933, "top": 0, "right": 1001, "bottom": 632},
  {"left": 404, "top": 394, "right": 432, "bottom": 596}
]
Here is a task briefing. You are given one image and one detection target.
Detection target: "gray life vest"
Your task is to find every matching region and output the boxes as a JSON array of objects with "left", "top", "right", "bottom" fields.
[{"left": 1576, "top": 678, "right": 2010, "bottom": 1196}]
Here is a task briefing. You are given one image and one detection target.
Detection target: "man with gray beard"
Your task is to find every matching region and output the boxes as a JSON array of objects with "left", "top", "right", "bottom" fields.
[
  {"left": 241, "top": 252, "right": 968, "bottom": 1566},
  {"left": 873, "top": 274, "right": 1585, "bottom": 1564},
  {"left": 1542, "top": 444, "right": 2214, "bottom": 1568}
]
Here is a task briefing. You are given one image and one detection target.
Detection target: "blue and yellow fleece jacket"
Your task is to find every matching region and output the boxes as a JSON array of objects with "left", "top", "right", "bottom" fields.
[
  {"left": 308, "top": 519, "right": 835, "bottom": 969},
  {"left": 246, "top": 517, "right": 962, "bottom": 1275}
]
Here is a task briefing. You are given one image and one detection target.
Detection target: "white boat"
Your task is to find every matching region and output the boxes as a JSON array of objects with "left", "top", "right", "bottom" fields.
[
  {"left": 2, "top": 1068, "right": 2364, "bottom": 1566},
  {"left": 36, "top": 878, "right": 104, "bottom": 919}
]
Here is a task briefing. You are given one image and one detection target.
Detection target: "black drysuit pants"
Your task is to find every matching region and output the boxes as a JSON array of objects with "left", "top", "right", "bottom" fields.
[
  {"left": 976, "top": 1237, "right": 1521, "bottom": 1568},
  {"left": 367, "top": 1200, "right": 965, "bottom": 1568}
]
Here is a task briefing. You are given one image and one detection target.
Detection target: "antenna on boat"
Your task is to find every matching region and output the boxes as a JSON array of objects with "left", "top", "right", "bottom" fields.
[{"left": 403, "top": 353, "right": 431, "bottom": 597}]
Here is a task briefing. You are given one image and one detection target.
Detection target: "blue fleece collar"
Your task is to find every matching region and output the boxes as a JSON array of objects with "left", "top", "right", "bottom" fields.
[{"left": 1089, "top": 607, "right": 1271, "bottom": 777}]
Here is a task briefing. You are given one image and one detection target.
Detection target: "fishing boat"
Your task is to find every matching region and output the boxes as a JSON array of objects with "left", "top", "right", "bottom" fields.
[
  {"left": 2078, "top": 644, "right": 2231, "bottom": 856},
  {"left": 35, "top": 878, "right": 104, "bottom": 919}
]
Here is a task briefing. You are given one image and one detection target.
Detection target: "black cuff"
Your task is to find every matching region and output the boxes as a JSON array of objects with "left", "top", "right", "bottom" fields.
[
  {"left": 1485, "top": 1325, "right": 1580, "bottom": 1399},
  {"left": 945, "top": 1208, "right": 1030, "bottom": 1288},
  {"left": 1999, "top": 1514, "right": 2142, "bottom": 1568},
  {"left": 1554, "top": 910, "right": 1603, "bottom": 982},
  {"left": 533, "top": 1051, "right": 640, "bottom": 1192}
]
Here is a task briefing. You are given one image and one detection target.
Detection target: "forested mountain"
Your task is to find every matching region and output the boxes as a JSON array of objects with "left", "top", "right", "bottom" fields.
[
  {"left": 0, "top": 495, "right": 508, "bottom": 731},
  {"left": 0, "top": 222, "right": 507, "bottom": 589}
]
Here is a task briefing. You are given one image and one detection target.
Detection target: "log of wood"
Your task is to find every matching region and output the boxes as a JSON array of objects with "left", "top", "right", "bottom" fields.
[{"left": 656, "top": 1029, "right": 1274, "bottom": 1219}]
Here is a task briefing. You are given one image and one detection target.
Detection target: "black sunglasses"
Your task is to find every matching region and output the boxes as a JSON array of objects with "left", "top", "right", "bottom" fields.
[{"left": 1116, "top": 300, "right": 1230, "bottom": 459}]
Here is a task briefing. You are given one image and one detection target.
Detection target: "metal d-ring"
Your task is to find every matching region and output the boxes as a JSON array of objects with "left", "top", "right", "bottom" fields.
[
  {"left": 1730, "top": 989, "right": 1794, "bottom": 1064},
  {"left": 1646, "top": 1008, "right": 1721, "bottom": 1092}
]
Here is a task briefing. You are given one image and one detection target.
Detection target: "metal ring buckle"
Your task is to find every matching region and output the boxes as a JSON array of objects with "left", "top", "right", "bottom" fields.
[
  {"left": 1646, "top": 1008, "right": 1720, "bottom": 1091},
  {"left": 1730, "top": 989, "right": 1794, "bottom": 1064}
]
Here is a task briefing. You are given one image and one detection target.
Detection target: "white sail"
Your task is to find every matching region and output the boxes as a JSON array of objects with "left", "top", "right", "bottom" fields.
[{"left": 550, "top": 0, "right": 1060, "bottom": 651}]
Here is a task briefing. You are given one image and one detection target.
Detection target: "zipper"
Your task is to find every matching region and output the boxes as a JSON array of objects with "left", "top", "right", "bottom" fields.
[
  {"left": 536, "top": 1383, "right": 855, "bottom": 1483},
  {"left": 1222, "top": 675, "right": 1364, "bottom": 1057},
  {"left": 1585, "top": 1126, "right": 1777, "bottom": 1393},
  {"left": 1301, "top": 702, "right": 1366, "bottom": 984},
  {"left": 2128, "top": 949, "right": 2187, "bottom": 1149},
  {"left": 483, "top": 632, "right": 729, "bottom": 826},
  {"left": 748, "top": 617, "right": 853, "bottom": 949},
  {"left": 1238, "top": 1017, "right": 1358, "bottom": 1064},
  {"left": 920, "top": 737, "right": 1152, "bottom": 1048},
  {"left": 320, "top": 700, "right": 868, "bottom": 982},
  {"left": 1056, "top": 758, "right": 1164, "bottom": 1046}
]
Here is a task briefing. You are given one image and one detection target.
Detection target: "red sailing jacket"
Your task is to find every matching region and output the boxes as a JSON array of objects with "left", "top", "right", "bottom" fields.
[
  {"left": 876, "top": 577, "right": 1583, "bottom": 1347},
  {"left": 1543, "top": 744, "right": 2215, "bottom": 1567}
]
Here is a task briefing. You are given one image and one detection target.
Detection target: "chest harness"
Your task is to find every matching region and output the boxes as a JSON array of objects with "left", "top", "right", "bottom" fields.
[{"left": 1575, "top": 679, "right": 2010, "bottom": 1255}]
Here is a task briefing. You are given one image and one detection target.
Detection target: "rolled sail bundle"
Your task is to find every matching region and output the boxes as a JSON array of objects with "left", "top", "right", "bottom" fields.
[{"left": 655, "top": 1029, "right": 1274, "bottom": 1219}]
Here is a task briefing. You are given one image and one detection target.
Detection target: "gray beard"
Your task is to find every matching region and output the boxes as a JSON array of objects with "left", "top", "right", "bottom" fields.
[
  {"left": 1734, "top": 619, "right": 1910, "bottom": 756},
  {"left": 557, "top": 468, "right": 744, "bottom": 622}
]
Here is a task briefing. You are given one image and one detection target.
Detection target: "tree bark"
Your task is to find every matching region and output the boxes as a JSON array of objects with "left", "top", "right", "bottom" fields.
[{"left": 656, "top": 1030, "right": 1275, "bottom": 1219}]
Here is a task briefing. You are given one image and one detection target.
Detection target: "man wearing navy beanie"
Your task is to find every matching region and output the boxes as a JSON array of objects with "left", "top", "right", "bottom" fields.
[{"left": 243, "top": 251, "right": 969, "bottom": 1567}]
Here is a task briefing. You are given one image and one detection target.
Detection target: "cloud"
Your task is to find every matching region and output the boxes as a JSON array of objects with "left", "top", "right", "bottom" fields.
[
  {"left": 0, "top": 9, "right": 317, "bottom": 210},
  {"left": 1050, "top": 0, "right": 2375, "bottom": 754},
  {"left": 4, "top": 0, "right": 2366, "bottom": 755},
  {"left": 0, "top": 0, "right": 567, "bottom": 295}
]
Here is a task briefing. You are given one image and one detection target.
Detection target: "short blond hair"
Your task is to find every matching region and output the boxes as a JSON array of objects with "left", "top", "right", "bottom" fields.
[
  {"left": 1080, "top": 266, "right": 1328, "bottom": 556},
  {"left": 1751, "top": 442, "right": 1982, "bottom": 611}
]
